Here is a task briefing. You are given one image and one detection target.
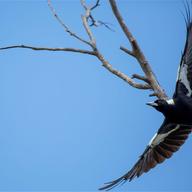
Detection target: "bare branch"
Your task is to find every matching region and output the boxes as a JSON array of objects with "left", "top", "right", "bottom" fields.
[
  {"left": 79, "top": 0, "right": 151, "bottom": 90},
  {"left": 149, "top": 92, "right": 159, "bottom": 97},
  {"left": 80, "top": 0, "right": 97, "bottom": 46},
  {"left": 89, "top": 14, "right": 98, "bottom": 26},
  {"left": 109, "top": 0, "right": 168, "bottom": 99},
  {"left": 82, "top": 0, "right": 114, "bottom": 31},
  {"left": 132, "top": 74, "right": 149, "bottom": 83},
  {"left": 96, "top": 52, "right": 151, "bottom": 90},
  {"left": 82, "top": 15, "right": 96, "bottom": 46},
  {"left": 91, "top": 0, "right": 100, "bottom": 10},
  {"left": 0, "top": 45, "right": 96, "bottom": 55},
  {"left": 1, "top": 1, "right": 161, "bottom": 94},
  {"left": 120, "top": 46, "right": 135, "bottom": 57},
  {"left": 97, "top": 21, "right": 115, "bottom": 32},
  {"left": 109, "top": 0, "right": 136, "bottom": 51},
  {"left": 47, "top": 0, "right": 92, "bottom": 47}
]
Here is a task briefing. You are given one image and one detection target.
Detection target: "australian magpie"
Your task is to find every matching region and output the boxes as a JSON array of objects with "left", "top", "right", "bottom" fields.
[{"left": 99, "top": 6, "right": 192, "bottom": 191}]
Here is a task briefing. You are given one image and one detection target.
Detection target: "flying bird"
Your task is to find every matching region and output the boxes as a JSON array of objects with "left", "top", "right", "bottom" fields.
[{"left": 99, "top": 5, "right": 192, "bottom": 191}]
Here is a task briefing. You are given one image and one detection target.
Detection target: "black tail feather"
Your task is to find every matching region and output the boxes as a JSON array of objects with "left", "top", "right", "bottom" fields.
[{"left": 99, "top": 176, "right": 126, "bottom": 191}]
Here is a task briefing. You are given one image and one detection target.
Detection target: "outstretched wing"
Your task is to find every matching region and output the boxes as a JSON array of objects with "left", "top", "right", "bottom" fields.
[
  {"left": 175, "top": 13, "right": 192, "bottom": 98},
  {"left": 99, "top": 122, "right": 192, "bottom": 191}
]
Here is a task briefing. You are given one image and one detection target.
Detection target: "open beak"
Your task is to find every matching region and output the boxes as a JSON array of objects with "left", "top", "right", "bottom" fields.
[{"left": 146, "top": 102, "right": 158, "bottom": 107}]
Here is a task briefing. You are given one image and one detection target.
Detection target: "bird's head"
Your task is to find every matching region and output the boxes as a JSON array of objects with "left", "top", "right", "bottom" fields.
[{"left": 146, "top": 99, "right": 175, "bottom": 113}]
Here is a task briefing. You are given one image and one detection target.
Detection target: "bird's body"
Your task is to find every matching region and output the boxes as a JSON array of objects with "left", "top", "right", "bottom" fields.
[
  {"left": 162, "top": 87, "right": 192, "bottom": 125},
  {"left": 100, "top": 5, "right": 192, "bottom": 191},
  {"left": 169, "top": 98, "right": 192, "bottom": 125}
]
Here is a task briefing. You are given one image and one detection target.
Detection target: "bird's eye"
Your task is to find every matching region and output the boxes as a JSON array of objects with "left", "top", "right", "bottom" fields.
[{"left": 155, "top": 100, "right": 160, "bottom": 104}]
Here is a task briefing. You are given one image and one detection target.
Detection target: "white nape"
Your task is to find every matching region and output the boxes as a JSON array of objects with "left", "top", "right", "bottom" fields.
[{"left": 166, "top": 99, "right": 175, "bottom": 105}]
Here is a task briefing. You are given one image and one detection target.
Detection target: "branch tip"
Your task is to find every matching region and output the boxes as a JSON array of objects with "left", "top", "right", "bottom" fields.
[
  {"left": 131, "top": 74, "right": 149, "bottom": 83},
  {"left": 47, "top": 0, "right": 92, "bottom": 47},
  {"left": 0, "top": 45, "right": 96, "bottom": 55},
  {"left": 120, "top": 46, "right": 135, "bottom": 57}
]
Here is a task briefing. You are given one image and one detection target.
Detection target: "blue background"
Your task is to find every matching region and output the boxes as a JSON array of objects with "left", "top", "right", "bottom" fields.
[{"left": 0, "top": 0, "right": 191, "bottom": 191}]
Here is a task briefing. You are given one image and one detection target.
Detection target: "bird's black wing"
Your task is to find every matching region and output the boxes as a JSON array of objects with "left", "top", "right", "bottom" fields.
[
  {"left": 174, "top": 11, "right": 192, "bottom": 98},
  {"left": 99, "top": 121, "right": 192, "bottom": 191}
]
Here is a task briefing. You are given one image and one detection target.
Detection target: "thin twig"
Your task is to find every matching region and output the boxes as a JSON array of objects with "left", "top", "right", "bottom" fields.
[
  {"left": 97, "top": 21, "right": 115, "bottom": 32},
  {"left": 47, "top": 0, "right": 92, "bottom": 47},
  {"left": 81, "top": 0, "right": 96, "bottom": 46},
  {"left": 81, "top": 0, "right": 88, "bottom": 10},
  {"left": 89, "top": 14, "right": 98, "bottom": 26},
  {"left": 149, "top": 92, "right": 159, "bottom": 97},
  {"left": 132, "top": 74, "right": 149, "bottom": 83},
  {"left": 0, "top": 45, "right": 96, "bottom": 55},
  {"left": 120, "top": 46, "right": 135, "bottom": 57},
  {"left": 91, "top": 0, "right": 100, "bottom": 10},
  {"left": 109, "top": 0, "right": 168, "bottom": 99}
]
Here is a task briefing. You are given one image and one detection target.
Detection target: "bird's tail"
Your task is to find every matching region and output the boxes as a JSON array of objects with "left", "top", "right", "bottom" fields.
[{"left": 99, "top": 175, "right": 127, "bottom": 191}]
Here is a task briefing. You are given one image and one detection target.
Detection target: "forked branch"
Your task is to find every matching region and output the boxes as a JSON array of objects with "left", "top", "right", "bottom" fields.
[
  {"left": 47, "top": 0, "right": 92, "bottom": 47},
  {"left": 109, "top": 0, "right": 168, "bottom": 99},
  {"left": 0, "top": 0, "right": 167, "bottom": 96},
  {"left": 80, "top": 0, "right": 150, "bottom": 89}
]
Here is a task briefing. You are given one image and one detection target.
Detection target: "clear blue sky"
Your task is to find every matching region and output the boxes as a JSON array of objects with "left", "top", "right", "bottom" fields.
[{"left": 0, "top": 0, "right": 192, "bottom": 191}]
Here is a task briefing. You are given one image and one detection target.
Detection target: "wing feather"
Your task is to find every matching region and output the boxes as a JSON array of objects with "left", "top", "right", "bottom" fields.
[
  {"left": 175, "top": 14, "right": 192, "bottom": 97},
  {"left": 99, "top": 124, "right": 192, "bottom": 191}
]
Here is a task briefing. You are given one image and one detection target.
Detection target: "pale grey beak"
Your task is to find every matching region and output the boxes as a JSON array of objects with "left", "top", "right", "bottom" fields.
[{"left": 146, "top": 102, "right": 158, "bottom": 107}]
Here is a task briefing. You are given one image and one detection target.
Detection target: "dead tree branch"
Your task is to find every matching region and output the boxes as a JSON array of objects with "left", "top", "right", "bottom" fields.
[
  {"left": 80, "top": 0, "right": 97, "bottom": 47},
  {"left": 0, "top": 45, "right": 96, "bottom": 55},
  {"left": 82, "top": 0, "right": 114, "bottom": 31},
  {"left": 96, "top": 52, "right": 151, "bottom": 89},
  {"left": 0, "top": 0, "right": 147, "bottom": 90},
  {"left": 109, "top": 0, "right": 168, "bottom": 99},
  {"left": 120, "top": 46, "right": 136, "bottom": 57},
  {"left": 91, "top": 0, "right": 100, "bottom": 10},
  {"left": 48, "top": 0, "right": 92, "bottom": 47},
  {"left": 132, "top": 74, "right": 150, "bottom": 84},
  {"left": 0, "top": 0, "right": 167, "bottom": 94},
  {"left": 80, "top": 0, "right": 151, "bottom": 90}
]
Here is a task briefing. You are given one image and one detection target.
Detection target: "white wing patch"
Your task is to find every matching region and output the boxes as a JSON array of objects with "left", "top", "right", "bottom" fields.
[
  {"left": 149, "top": 125, "right": 180, "bottom": 147},
  {"left": 178, "top": 63, "right": 192, "bottom": 96},
  {"left": 176, "top": 62, "right": 182, "bottom": 81}
]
